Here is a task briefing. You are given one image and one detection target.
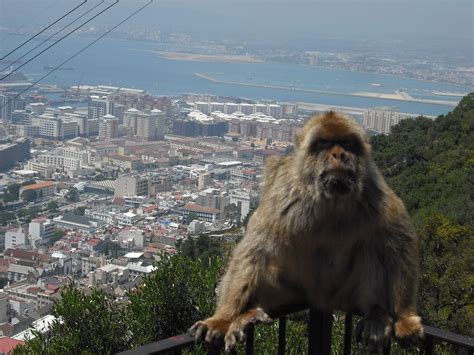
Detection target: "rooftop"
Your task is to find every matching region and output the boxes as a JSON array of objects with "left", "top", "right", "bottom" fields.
[{"left": 21, "top": 181, "right": 54, "bottom": 190}]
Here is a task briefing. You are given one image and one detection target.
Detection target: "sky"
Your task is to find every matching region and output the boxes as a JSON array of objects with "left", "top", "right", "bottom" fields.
[{"left": 0, "top": 0, "right": 472, "bottom": 52}]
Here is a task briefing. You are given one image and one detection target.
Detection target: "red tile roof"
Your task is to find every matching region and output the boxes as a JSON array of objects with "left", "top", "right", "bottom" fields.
[
  {"left": 22, "top": 181, "right": 54, "bottom": 190},
  {"left": 182, "top": 203, "right": 220, "bottom": 214},
  {"left": 0, "top": 337, "right": 24, "bottom": 353}
]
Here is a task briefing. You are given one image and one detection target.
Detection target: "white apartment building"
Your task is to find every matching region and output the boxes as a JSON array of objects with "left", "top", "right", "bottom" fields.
[
  {"left": 224, "top": 103, "right": 239, "bottom": 114},
  {"left": 88, "top": 95, "right": 113, "bottom": 120},
  {"left": 229, "top": 189, "right": 259, "bottom": 221},
  {"left": 363, "top": 110, "right": 416, "bottom": 134},
  {"left": 123, "top": 108, "right": 143, "bottom": 135},
  {"left": 99, "top": 114, "right": 119, "bottom": 139},
  {"left": 5, "top": 228, "right": 27, "bottom": 249},
  {"left": 29, "top": 217, "right": 55, "bottom": 241}
]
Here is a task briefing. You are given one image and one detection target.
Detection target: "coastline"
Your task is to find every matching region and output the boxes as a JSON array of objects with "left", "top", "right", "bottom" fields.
[
  {"left": 135, "top": 50, "right": 264, "bottom": 64},
  {"left": 194, "top": 73, "right": 459, "bottom": 106}
]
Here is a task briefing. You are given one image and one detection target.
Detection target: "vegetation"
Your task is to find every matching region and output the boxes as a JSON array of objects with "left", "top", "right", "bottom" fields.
[
  {"left": 65, "top": 187, "right": 80, "bottom": 202},
  {"left": 1, "top": 183, "right": 21, "bottom": 202},
  {"left": 74, "top": 206, "right": 86, "bottom": 216},
  {"left": 21, "top": 189, "right": 37, "bottom": 203},
  {"left": 47, "top": 201, "right": 59, "bottom": 213},
  {"left": 372, "top": 93, "right": 474, "bottom": 336}
]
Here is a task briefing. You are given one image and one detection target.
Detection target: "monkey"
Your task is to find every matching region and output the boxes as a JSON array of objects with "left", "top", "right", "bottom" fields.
[{"left": 190, "top": 111, "right": 423, "bottom": 353}]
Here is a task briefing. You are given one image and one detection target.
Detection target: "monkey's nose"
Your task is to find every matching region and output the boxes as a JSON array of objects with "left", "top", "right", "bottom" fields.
[{"left": 330, "top": 146, "right": 346, "bottom": 162}]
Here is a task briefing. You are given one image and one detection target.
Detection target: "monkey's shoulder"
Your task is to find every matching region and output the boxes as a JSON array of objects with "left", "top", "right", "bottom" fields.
[{"left": 262, "top": 156, "right": 296, "bottom": 190}]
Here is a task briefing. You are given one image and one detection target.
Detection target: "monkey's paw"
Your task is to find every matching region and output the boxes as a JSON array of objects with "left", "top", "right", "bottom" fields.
[
  {"left": 394, "top": 314, "right": 424, "bottom": 348},
  {"left": 189, "top": 317, "right": 231, "bottom": 346},
  {"left": 356, "top": 312, "right": 393, "bottom": 353},
  {"left": 224, "top": 308, "right": 273, "bottom": 353}
]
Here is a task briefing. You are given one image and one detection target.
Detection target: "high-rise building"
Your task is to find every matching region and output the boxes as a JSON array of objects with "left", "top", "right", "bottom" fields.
[
  {"left": 224, "top": 103, "right": 239, "bottom": 114},
  {"left": 123, "top": 108, "right": 142, "bottom": 135},
  {"left": 136, "top": 110, "right": 165, "bottom": 141},
  {"left": 363, "top": 110, "right": 415, "bottom": 134},
  {"left": 11, "top": 110, "right": 30, "bottom": 124},
  {"left": 197, "top": 172, "right": 212, "bottom": 190},
  {"left": 115, "top": 175, "right": 150, "bottom": 197},
  {"left": 29, "top": 217, "right": 55, "bottom": 242},
  {"left": 98, "top": 114, "right": 119, "bottom": 139},
  {"left": 88, "top": 95, "right": 114, "bottom": 120},
  {"left": 0, "top": 92, "right": 15, "bottom": 123},
  {"left": 239, "top": 103, "right": 254, "bottom": 115}
]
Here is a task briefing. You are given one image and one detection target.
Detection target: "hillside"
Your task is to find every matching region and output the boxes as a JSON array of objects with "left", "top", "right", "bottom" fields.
[
  {"left": 372, "top": 93, "right": 474, "bottom": 227},
  {"left": 372, "top": 94, "right": 474, "bottom": 335}
]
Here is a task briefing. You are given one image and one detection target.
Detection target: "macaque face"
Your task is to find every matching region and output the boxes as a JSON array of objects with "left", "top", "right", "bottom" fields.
[
  {"left": 311, "top": 135, "right": 362, "bottom": 197},
  {"left": 297, "top": 113, "right": 369, "bottom": 200}
]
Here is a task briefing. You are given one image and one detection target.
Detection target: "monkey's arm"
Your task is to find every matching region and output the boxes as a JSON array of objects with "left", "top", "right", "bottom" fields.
[
  {"left": 189, "top": 224, "right": 273, "bottom": 348},
  {"left": 382, "top": 195, "right": 423, "bottom": 340}
]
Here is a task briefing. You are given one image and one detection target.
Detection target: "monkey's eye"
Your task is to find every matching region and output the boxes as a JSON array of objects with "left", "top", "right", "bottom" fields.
[
  {"left": 311, "top": 139, "right": 332, "bottom": 153},
  {"left": 339, "top": 139, "right": 362, "bottom": 154}
]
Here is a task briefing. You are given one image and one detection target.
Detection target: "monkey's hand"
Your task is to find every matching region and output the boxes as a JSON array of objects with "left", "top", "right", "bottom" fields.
[
  {"left": 224, "top": 308, "right": 273, "bottom": 353},
  {"left": 189, "top": 316, "right": 231, "bottom": 347},
  {"left": 394, "top": 312, "right": 424, "bottom": 348},
  {"left": 356, "top": 309, "right": 393, "bottom": 353}
]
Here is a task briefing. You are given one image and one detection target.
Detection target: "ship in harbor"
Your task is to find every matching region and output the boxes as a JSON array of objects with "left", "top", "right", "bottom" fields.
[{"left": 43, "top": 66, "right": 75, "bottom": 71}]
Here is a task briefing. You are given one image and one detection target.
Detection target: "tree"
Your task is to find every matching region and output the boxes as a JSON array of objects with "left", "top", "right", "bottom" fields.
[
  {"left": 47, "top": 230, "right": 65, "bottom": 246},
  {"left": 21, "top": 189, "right": 37, "bottom": 202},
  {"left": 178, "top": 235, "right": 224, "bottom": 260},
  {"left": 65, "top": 187, "right": 79, "bottom": 202},
  {"left": 223, "top": 203, "right": 241, "bottom": 227},
  {"left": 14, "top": 286, "right": 130, "bottom": 354},
  {"left": 74, "top": 206, "right": 86, "bottom": 216},
  {"left": 0, "top": 211, "right": 15, "bottom": 225},
  {"left": 127, "top": 253, "right": 224, "bottom": 347},
  {"left": 417, "top": 214, "right": 474, "bottom": 336},
  {"left": 185, "top": 212, "right": 199, "bottom": 224},
  {"left": 47, "top": 201, "right": 59, "bottom": 213},
  {"left": 2, "top": 183, "right": 20, "bottom": 202}
]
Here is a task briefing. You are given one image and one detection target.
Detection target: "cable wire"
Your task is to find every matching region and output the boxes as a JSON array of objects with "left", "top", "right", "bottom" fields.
[
  {"left": 0, "top": 0, "right": 119, "bottom": 82},
  {"left": 0, "top": 0, "right": 88, "bottom": 61},
  {"left": 0, "top": 0, "right": 154, "bottom": 113},
  {"left": 0, "top": 0, "right": 106, "bottom": 73}
]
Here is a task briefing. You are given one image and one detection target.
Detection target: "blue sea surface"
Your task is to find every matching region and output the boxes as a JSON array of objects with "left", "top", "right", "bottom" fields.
[{"left": 1, "top": 34, "right": 472, "bottom": 116}]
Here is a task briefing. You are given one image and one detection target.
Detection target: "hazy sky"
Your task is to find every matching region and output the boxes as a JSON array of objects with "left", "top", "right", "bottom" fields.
[{"left": 1, "top": 0, "right": 472, "bottom": 51}]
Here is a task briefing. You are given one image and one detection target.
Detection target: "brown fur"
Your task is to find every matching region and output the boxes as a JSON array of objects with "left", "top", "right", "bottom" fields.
[{"left": 190, "top": 111, "right": 423, "bottom": 352}]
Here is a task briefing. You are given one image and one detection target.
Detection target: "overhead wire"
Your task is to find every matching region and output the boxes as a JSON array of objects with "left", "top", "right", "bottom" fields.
[
  {"left": 0, "top": 0, "right": 154, "bottom": 112},
  {"left": 0, "top": 0, "right": 88, "bottom": 61},
  {"left": 0, "top": 0, "right": 120, "bottom": 82},
  {"left": 0, "top": 0, "right": 106, "bottom": 73}
]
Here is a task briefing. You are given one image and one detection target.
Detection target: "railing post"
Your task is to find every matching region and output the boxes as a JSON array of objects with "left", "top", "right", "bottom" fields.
[
  {"left": 424, "top": 336, "right": 434, "bottom": 355},
  {"left": 308, "top": 308, "right": 333, "bottom": 355},
  {"left": 343, "top": 313, "right": 353, "bottom": 355},
  {"left": 278, "top": 316, "right": 287, "bottom": 355},
  {"left": 245, "top": 323, "right": 255, "bottom": 355}
]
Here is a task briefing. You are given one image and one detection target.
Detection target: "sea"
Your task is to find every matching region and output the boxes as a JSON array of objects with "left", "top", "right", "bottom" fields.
[{"left": 1, "top": 33, "right": 472, "bottom": 116}]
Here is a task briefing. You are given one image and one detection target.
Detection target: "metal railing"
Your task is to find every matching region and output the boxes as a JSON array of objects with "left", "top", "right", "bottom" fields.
[{"left": 118, "top": 305, "right": 474, "bottom": 355}]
